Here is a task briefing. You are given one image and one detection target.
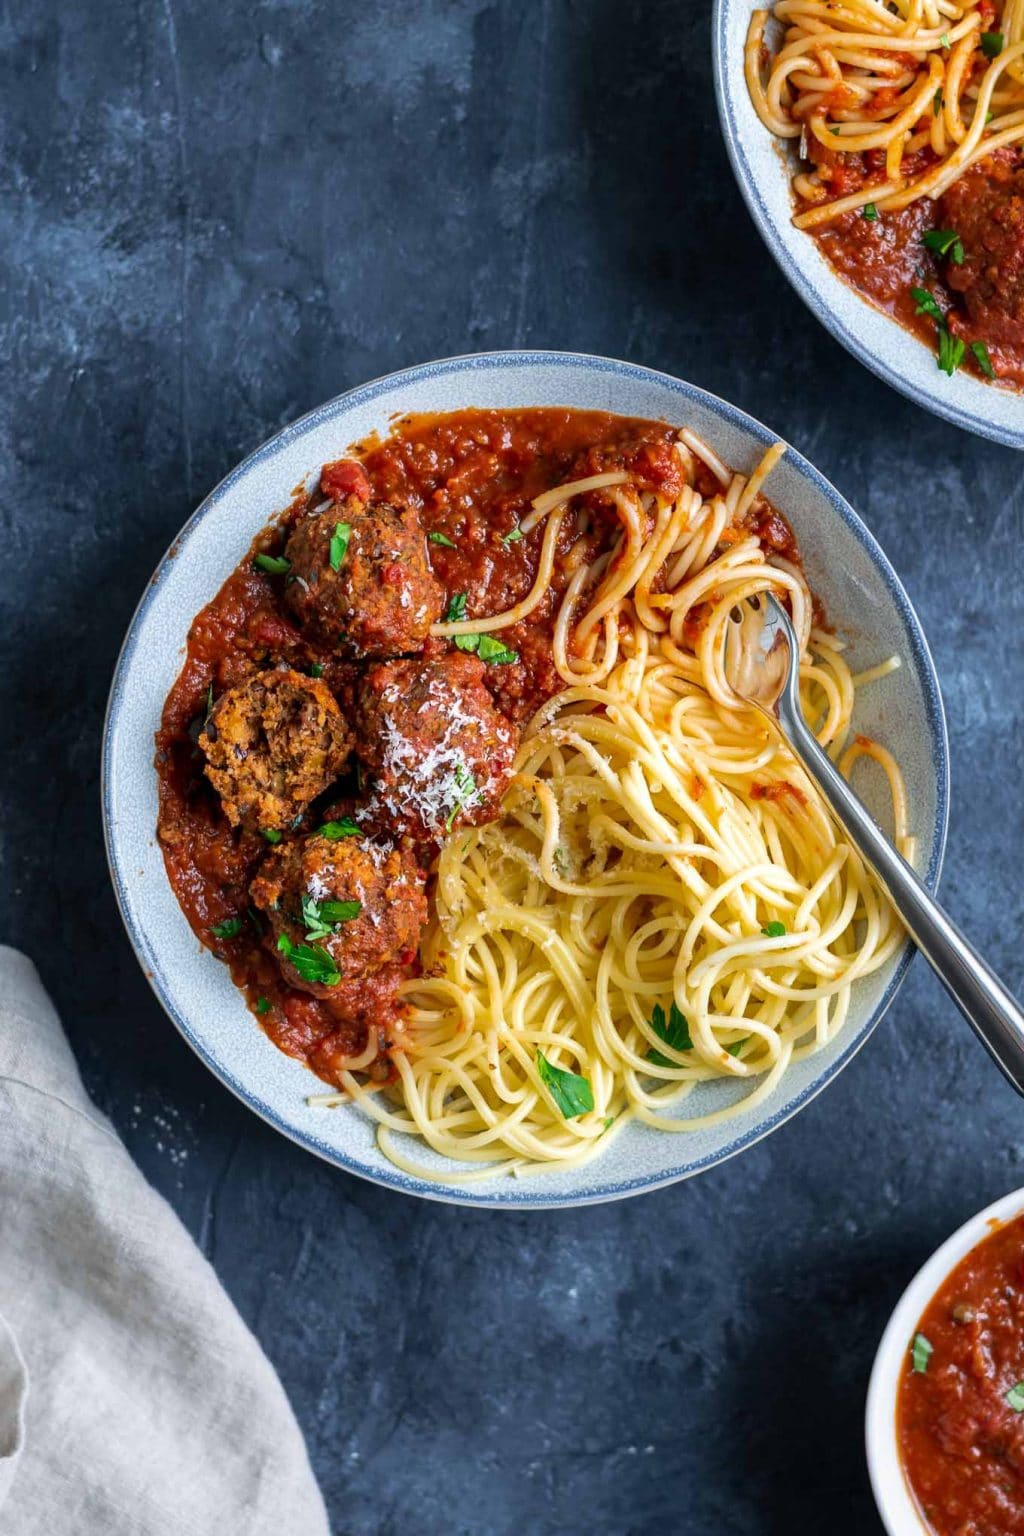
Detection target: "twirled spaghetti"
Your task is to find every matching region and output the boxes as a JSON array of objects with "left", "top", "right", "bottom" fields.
[
  {"left": 746, "top": 1, "right": 1024, "bottom": 226},
  {"left": 315, "top": 431, "right": 908, "bottom": 1181}
]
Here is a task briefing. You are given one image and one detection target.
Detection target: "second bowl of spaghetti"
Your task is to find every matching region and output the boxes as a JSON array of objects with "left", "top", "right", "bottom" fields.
[{"left": 103, "top": 351, "right": 948, "bottom": 1205}]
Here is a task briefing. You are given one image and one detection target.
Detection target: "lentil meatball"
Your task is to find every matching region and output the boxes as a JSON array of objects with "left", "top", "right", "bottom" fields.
[
  {"left": 249, "top": 831, "right": 427, "bottom": 999},
  {"left": 199, "top": 668, "right": 351, "bottom": 832},
  {"left": 356, "top": 652, "right": 518, "bottom": 843},
  {"left": 283, "top": 467, "right": 442, "bottom": 655},
  {"left": 942, "top": 150, "right": 1024, "bottom": 349}
]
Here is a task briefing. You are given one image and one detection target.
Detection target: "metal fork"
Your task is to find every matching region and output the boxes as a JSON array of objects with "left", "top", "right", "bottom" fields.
[{"left": 724, "top": 592, "right": 1024, "bottom": 1095}]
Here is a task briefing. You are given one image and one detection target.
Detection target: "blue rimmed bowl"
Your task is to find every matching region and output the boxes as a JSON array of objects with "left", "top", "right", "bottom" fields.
[
  {"left": 102, "top": 350, "right": 949, "bottom": 1206},
  {"left": 712, "top": 0, "right": 1024, "bottom": 451}
]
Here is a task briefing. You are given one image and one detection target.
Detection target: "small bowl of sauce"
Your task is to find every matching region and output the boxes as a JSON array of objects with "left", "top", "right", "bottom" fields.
[{"left": 868, "top": 1190, "right": 1024, "bottom": 1535}]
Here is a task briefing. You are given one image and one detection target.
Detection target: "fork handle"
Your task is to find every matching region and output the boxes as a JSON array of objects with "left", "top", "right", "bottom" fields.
[{"left": 777, "top": 681, "right": 1024, "bottom": 1097}]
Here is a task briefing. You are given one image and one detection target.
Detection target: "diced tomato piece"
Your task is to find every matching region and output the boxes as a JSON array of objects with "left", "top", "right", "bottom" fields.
[{"left": 320, "top": 459, "right": 371, "bottom": 503}]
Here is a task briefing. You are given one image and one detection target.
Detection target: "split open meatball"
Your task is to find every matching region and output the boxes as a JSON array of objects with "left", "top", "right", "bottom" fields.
[
  {"left": 249, "top": 830, "right": 427, "bottom": 999},
  {"left": 283, "top": 463, "right": 442, "bottom": 656},
  {"left": 356, "top": 652, "right": 519, "bottom": 844},
  {"left": 199, "top": 668, "right": 351, "bottom": 832}
]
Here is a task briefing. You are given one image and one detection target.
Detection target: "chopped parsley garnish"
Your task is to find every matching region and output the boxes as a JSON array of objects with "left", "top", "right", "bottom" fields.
[
  {"left": 1006, "top": 1382, "right": 1024, "bottom": 1413},
  {"left": 726, "top": 1036, "right": 750, "bottom": 1057},
  {"left": 453, "top": 632, "right": 519, "bottom": 665},
  {"left": 445, "top": 761, "right": 480, "bottom": 832},
  {"left": 862, "top": 202, "right": 878, "bottom": 221},
  {"left": 261, "top": 828, "right": 283, "bottom": 844},
  {"left": 938, "top": 328, "right": 966, "bottom": 377},
  {"left": 428, "top": 531, "right": 457, "bottom": 548},
  {"left": 911, "top": 1333, "right": 933, "bottom": 1374},
  {"left": 536, "top": 1049, "right": 595, "bottom": 1118},
  {"left": 255, "top": 996, "right": 270, "bottom": 1015},
  {"left": 444, "top": 592, "right": 468, "bottom": 623},
  {"left": 933, "top": 88, "right": 943, "bottom": 116},
  {"left": 329, "top": 522, "right": 351, "bottom": 572},
  {"left": 911, "top": 286, "right": 944, "bottom": 324},
  {"left": 981, "top": 30, "right": 1004, "bottom": 58},
  {"left": 309, "top": 662, "right": 324, "bottom": 678},
  {"left": 912, "top": 286, "right": 968, "bottom": 376},
  {"left": 762, "top": 921, "right": 787, "bottom": 938},
  {"left": 210, "top": 917, "right": 243, "bottom": 940},
  {"left": 317, "top": 817, "right": 361, "bottom": 840},
  {"left": 923, "top": 228, "right": 964, "bottom": 264},
  {"left": 276, "top": 933, "right": 341, "bottom": 987},
  {"left": 301, "top": 893, "right": 361, "bottom": 941},
  {"left": 939, "top": 31, "right": 950, "bottom": 50},
  {"left": 971, "top": 340, "right": 996, "bottom": 378},
  {"left": 205, "top": 683, "right": 215, "bottom": 723},
  {"left": 254, "top": 552, "right": 291, "bottom": 576},
  {"left": 647, "top": 1001, "right": 693, "bottom": 1067},
  {"left": 502, "top": 527, "right": 523, "bottom": 544}
]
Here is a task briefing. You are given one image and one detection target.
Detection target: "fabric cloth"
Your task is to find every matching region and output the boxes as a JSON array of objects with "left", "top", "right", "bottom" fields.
[{"left": 0, "top": 946, "right": 330, "bottom": 1536}]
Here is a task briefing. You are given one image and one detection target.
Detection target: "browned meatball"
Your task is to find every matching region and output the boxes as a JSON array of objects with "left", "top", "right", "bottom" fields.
[
  {"left": 356, "top": 652, "right": 518, "bottom": 843},
  {"left": 942, "top": 150, "right": 1024, "bottom": 349},
  {"left": 249, "top": 831, "right": 427, "bottom": 999},
  {"left": 283, "top": 485, "right": 443, "bottom": 656},
  {"left": 199, "top": 669, "right": 351, "bottom": 832}
]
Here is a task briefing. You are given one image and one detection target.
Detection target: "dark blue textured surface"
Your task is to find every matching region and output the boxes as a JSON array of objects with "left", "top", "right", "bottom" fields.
[{"left": 2, "top": 3, "right": 1023, "bottom": 1532}]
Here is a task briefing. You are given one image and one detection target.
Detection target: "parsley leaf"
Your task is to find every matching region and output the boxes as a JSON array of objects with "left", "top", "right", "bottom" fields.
[
  {"left": 923, "top": 228, "right": 964, "bottom": 264},
  {"left": 444, "top": 592, "right": 468, "bottom": 623},
  {"left": 502, "top": 527, "right": 523, "bottom": 544},
  {"left": 647, "top": 1001, "right": 693, "bottom": 1067},
  {"left": 453, "top": 632, "right": 519, "bottom": 665},
  {"left": 210, "top": 917, "right": 243, "bottom": 940},
  {"left": 536, "top": 1050, "right": 595, "bottom": 1118},
  {"left": 762, "top": 921, "right": 787, "bottom": 938},
  {"left": 428, "top": 531, "right": 457, "bottom": 548},
  {"left": 933, "top": 88, "right": 943, "bottom": 116},
  {"left": 329, "top": 522, "right": 351, "bottom": 572},
  {"left": 971, "top": 340, "right": 996, "bottom": 378},
  {"left": 911, "top": 285, "right": 944, "bottom": 323},
  {"left": 939, "top": 31, "right": 950, "bottom": 50},
  {"left": 276, "top": 933, "right": 341, "bottom": 987},
  {"left": 911, "top": 1333, "right": 933, "bottom": 1374},
  {"left": 301, "top": 893, "right": 361, "bottom": 942},
  {"left": 445, "top": 761, "right": 480, "bottom": 832},
  {"left": 254, "top": 552, "right": 290, "bottom": 576},
  {"left": 255, "top": 996, "right": 271, "bottom": 1015},
  {"left": 726, "top": 1036, "right": 750, "bottom": 1057},
  {"left": 261, "top": 828, "right": 283, "bottom": 844},
  {"left": 1007, "top": 1381, "right": 1024, "bottom": 1413},
  {"left": 938, "top": 328, "right": 966, "bottom": 377},
  {"left": 317, "top": 817, "right": 361, "bottom": 840},
  {"left": 309, "top": 662, "right": 324, "bottom": 678},
  {"left": 981, "top": 30, "right": 1004, "bottom": 58},
  {"left": 862, "top": 202, "right": 878, "bottom": 221}
]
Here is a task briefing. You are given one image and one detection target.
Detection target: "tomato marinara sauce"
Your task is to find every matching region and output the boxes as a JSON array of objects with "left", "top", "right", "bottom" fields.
[
  {"left": 154, "top": 407, "right": 719, "bottom": 1090},
  {"left": 898, "top": 1211, "right": 1024, "bottom": 1534},
  {"left": 807, "top": 145, "right": 1024, "bottom": 391}
]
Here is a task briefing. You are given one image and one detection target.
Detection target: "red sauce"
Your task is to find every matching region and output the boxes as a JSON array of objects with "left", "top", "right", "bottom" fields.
[
  {"left": 898, "top": 1212, "right": 1024, "bottom": 1533},
  {"left": 804, "top": 148, "right": 1024, "bottom": 390},
  {"left": 155, "top": 408, "right": 801, "bottom": 1089}
]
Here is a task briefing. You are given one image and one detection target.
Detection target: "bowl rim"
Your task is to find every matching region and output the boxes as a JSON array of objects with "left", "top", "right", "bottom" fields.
[
  {"left": 711, "top": 0, "right": 1024, "bottom": 452},
  {"left": 865, "top": 1185, "right": 1024, "bottom": 1534},
  {"left": 101, "top": 347, "right": 950, "bottom": 1206}
]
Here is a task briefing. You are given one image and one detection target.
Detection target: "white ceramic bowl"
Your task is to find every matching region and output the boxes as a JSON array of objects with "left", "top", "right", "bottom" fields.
[
  {"left": 712, "top": 0, "right": 1024, "bottom": 450},
  {"left": 866, "top": 1186, "right": 1024, "bottom": 1533},
  {"left": 102, "top": 350, "right": 949, "bottom": 1206}
]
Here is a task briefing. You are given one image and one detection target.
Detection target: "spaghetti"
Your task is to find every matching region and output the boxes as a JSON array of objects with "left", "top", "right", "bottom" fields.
[
  {"left": 315, "top": 433, "right": 909, "bottom": 1181},
  {"left": 745, "top": 1, "right": 1024, "bottom": 226}
]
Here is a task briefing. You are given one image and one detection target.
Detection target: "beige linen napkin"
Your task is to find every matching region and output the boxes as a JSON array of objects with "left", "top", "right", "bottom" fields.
[{"left": 0, "top": 945, "right": 330, "bottom": 1536}]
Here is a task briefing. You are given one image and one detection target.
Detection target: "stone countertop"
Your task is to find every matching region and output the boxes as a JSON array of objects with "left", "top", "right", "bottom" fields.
[{"left": 2, "top": 3, "right": 1022, "bottom": 1532}]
